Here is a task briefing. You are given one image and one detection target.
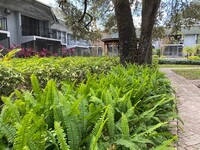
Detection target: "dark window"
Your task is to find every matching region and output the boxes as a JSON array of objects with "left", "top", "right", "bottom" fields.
[
  {"left": 21, "top": 15, "right": 49, "bottom": 37},
  {"left": 0, "top": 16, "right": 7, "bottom": 31}
]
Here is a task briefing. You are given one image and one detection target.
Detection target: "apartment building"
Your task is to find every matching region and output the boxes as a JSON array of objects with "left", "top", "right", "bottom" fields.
[
  {"left": 51, "top": 7, "right": 91, "bottom": 56},
  {"left": 0, "top": 0, "right": 91, "bottom": 56}
]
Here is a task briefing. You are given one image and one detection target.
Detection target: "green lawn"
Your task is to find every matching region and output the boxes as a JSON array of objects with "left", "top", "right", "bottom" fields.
[
  {"left": 173, "top": 69, "right": 200, "bottom": 80},
  {"left": 159, "top": 64, "right": 200, "bottom": 68}
]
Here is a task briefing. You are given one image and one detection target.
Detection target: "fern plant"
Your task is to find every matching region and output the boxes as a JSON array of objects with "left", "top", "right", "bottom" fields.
[{"left": 0, "top": 64, "right": 178, "bottom": 150}]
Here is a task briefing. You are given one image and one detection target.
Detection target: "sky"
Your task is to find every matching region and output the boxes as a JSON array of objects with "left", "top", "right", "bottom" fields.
[{"left": 37, "top": 0, "right": 58, "bottom": 7}]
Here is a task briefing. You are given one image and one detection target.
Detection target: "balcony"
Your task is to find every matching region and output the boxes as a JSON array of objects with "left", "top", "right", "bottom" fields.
[
  {"left": 0, "top": 17, "right": 7, "bottom": 31},
  {"left": 22, "top": 25, "right": 57, "bottom": 39}
]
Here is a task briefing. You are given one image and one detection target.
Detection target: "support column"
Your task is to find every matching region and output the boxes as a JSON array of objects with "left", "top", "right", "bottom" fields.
[
  {"left": 33, "top": 40, "right": 36, "bottom": 51},
  {"left": 112, "top": 42, "right": 114, "bottom": 56}
]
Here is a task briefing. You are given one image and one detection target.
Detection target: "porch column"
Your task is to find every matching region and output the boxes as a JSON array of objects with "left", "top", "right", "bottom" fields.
[
  {"left": 112, "top": 42, "right": 114, "bottom": 56},
  {"left": 33, "top": 40, "right": 36, "bottom": 51},
  {"left": 104, "top": 42, "right": 108, "bottom": 56}
]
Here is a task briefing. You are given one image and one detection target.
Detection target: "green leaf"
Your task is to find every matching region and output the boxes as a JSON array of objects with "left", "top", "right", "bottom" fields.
[
  {"left": 121, "top": 113, "right": 129, "bottom": 139},
  {"left": 54, "top": 121, "right": 70, "bottom": 150}
]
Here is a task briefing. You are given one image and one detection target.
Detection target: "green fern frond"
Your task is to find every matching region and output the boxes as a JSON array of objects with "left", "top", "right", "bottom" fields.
[
  {"left": 90, "top": 107, "right": 108, "bottom": 150},
  {"left": 13, "top": 112, "right": 34, "bottom": 150},
  {"left": 1, "top": 96, "right": 21, "bottom": 123},
  {"left": 53, "top": 90, "right": 65, "bottom": 126},
  {"left": 46, "top": 130, "right": 59, "bottom": 150},
  {"left": 90, "top": 136, "right": 98, "bottom": 150},
  {"left": 115, "top": 138, "right": 140, "bottom": 150},
  {"left": 79, "top": 98, "right": 89, "bottom": 137},
  {"left": 31, "top": 74, "right": 42, "bottom": 102},
  {"left": 54, "top": 121, "right": 70, "bottom": 150},
  {"left": 121, "top": 113, "right": 129, "bottom": 139},
  {"left": 0, "top": 118, "right": 16, "bottom": 143},
  {"left": 150, "top": 136, "right": 177, "bottom": 150},
  {"left": 14, "top": 112, "right": 47, "bottom": 150},
  {"left": 107, "top": 105, "right": 115, "bottom": 138},
  {"left": 43, "top": 79, "right": 56, "bottom": 107},
  {"left": 64, "top": 116, "right": 81, "bottom": 150}
]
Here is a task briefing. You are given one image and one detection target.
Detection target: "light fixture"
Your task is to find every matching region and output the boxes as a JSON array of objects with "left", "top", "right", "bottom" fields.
[{"left": 4, "top": 8, "right": 11, "bottom": 16}]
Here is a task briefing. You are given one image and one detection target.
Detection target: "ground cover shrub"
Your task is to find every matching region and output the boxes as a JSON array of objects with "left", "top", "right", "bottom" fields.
[
  {"left": 0, "top": 63, "right": 24, "bottom": 98},
  {"left": 159, "top": 59, "right": 200, "bottom": 65},
  {"left": 0, "top": 57, "right": 119, "bottom": 98},
  {"left": 0, "top": 65, "right": 177, "bottom": 150},
  {"left": 188, "top": 56, "right": 200, "bottom": 60},
  {"left": 152, "top": 55, "right": 159, "bottom": 67}
]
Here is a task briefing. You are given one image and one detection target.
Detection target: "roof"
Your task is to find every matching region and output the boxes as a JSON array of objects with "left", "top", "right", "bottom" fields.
[
  {"left": 181, "top": 26, "right": 200, "bottom": 35},
  {"left": 51, "top": 7, "right": 66, "bottom": 21},
  {"left": 0, "top": 0, "right": 54, "bottom": 21},
  {"left": 51, "top": 7, "right": 73, "bottom": 33},
  {"left": 51, "top": 22, "right": 68, "bottom": 32},
  {"left": 102, "top": 29, "right": 141, "bottom": 42},
  {"left": 101, "top": 32, "right": 119, "bottom": 42}
]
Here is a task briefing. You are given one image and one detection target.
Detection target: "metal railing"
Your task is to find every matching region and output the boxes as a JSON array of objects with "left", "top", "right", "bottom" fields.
[{"left": 0, "top": 17, "right": 7, "bottom": 31}]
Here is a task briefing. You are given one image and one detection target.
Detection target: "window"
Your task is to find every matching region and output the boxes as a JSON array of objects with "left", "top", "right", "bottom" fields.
[
  {"left": 61, "top": 32, "right": 66, "bottom": 43},
  {"left": 0, "top": 16, "right": 7, "bottom": 30},
  {"left": 21, "top": 15, "right": 49, "bottom": 37},
  {"left": 57, "top": 31, "right": 61, "bottom": 39},
  {"left": 67, "top": 34, "right": 75, "bottom": 45}
]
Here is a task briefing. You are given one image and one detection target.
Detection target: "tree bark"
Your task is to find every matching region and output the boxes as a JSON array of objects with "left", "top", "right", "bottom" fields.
[
  {"left": 113, "top": 0, "right": 139, "bottom": 65},
  {"left": 138, "top": 0, "right": 161, "bottom": 64}
]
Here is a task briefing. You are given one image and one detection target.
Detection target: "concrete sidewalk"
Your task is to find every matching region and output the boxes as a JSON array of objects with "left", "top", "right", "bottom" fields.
[{"left": 161, "top": 68, "right": 200, "bottom": 150}]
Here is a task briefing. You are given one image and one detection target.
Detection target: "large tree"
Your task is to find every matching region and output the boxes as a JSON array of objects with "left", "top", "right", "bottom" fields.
[{"left": 58, "top": 0, "right": 199, "bottom": 65}]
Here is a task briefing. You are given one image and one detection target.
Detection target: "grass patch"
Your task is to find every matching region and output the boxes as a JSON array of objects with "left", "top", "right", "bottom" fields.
[{"left": 173, "top": 69, "right": 200, "bottom": 80}]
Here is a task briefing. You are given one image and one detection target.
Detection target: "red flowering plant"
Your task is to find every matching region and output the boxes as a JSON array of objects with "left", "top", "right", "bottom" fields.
[
  {"left": 38, "top": 48, "right": 52, "bottom": 57},
  {"left": 16, "top": 48, "right": 37, "bottom": 58},
  {"left": 0, "top": 44, "right": 4, "bottom": 49},
  {"left": 61, "top": 47, "right": 67, "bottom": 57}
]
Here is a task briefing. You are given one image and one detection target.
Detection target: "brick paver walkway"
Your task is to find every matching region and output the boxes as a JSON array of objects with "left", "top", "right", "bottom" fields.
[{"left": 161, "top": 68, "right": 200, "bottom": 150}]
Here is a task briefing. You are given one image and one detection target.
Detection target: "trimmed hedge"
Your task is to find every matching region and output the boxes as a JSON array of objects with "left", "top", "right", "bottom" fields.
[
  {"left": 159, "top": 59, "right": 200, "bottom": 65},
  {"left": 0, "top": 57, "right": 119, "bottom": 98}
]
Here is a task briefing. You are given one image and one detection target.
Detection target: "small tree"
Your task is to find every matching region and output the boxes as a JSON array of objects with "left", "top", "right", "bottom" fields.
[
  {"left": 194, "top": 44, "right": 200, "bottom": 56},
  {"left": 183, "top": 46, "right": 196, "bottom": 58}
]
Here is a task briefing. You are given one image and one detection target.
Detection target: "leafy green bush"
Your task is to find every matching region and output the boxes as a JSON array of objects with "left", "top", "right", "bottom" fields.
[
  {"left": 159, "top": 59, "right": 200, "bottom": 65},
  {"left": 0, "top": 65, "right": 177, "bottom": 150},
  {"left": 188, "top": 56, "right": 200, "bottom": 60},
  {"left": 0, "top": 57, "right": 119, "bottom": 97},
  {"left": 0, "top": 63, "right": 24, "bottom": 98},
  {"left": 152, "top": 55, "right": 159, "bottom": 67},
  {"left": 183, "top": 46, "right": 196, "bottom": 57}
]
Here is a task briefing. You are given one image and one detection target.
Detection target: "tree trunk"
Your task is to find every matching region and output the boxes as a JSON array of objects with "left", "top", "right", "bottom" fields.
[
  {"left": 113, "top": 0, "right": 139, "bottom": 65},
  {"left": 138, "top": 0, "right": 161, "bottom": 64}
]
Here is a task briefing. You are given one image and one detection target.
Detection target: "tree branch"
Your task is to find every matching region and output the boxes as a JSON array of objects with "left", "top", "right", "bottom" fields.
[{"left": 78, "top": 0, "right": 88, "bottom": 23}]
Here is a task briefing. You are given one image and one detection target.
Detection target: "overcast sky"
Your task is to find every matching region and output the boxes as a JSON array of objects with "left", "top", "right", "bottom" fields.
[{"left": 37, "top": 0, "right": 58, "bottom": 7}]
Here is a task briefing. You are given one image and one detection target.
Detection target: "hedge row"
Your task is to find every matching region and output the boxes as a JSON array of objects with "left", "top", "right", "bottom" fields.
[
  {"left": 159, "top": 59, "right": 200, "bottom": 65},
  {"left": 0, "top": 57, "right": 119, "bottom": 97}
]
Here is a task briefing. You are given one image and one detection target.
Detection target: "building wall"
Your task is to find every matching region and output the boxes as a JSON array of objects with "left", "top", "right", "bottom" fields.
[
  {"left": 6, "top": 10, "right": 19, "bottom": 46},
  {"left": 184, "top": 35, "right": 196, "bottom": 47}
]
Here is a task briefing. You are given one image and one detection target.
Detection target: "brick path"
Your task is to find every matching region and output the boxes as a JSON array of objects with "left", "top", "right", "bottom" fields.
[{"left": 161, "top": 68, "right": 200, "bottom": 150}]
